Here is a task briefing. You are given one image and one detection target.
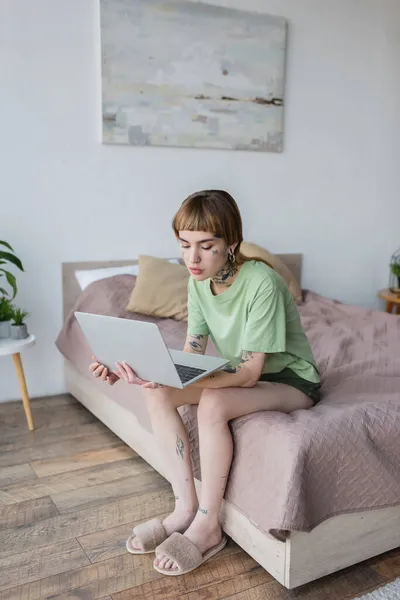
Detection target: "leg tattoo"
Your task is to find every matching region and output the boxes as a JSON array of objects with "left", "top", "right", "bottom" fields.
[
  {"left": 221, "top": 474, "right": 229, "bottom": 492},
  {"left": 198, "top": 506, "right": 208, "bottom": 515},
  {"left": 176, "top": 434, "right": 185, "bottom": 459}
]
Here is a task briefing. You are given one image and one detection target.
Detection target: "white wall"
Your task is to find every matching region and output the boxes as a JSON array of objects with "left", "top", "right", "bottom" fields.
[{"left": 1, "top": 0, "right": 399, "bottom": 403}]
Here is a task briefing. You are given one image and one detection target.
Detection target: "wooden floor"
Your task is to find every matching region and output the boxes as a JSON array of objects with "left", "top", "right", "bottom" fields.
[{"left": 0, "top": 395, "right": 399, "bottom": 600}]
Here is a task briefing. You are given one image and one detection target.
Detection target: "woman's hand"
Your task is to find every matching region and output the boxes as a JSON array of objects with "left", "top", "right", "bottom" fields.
[
  {"left": 89, "top": 356, "right": 120, "bottom": 386},
  {"left": 114, "top": 361, "right": 164, "bottom": 389}
]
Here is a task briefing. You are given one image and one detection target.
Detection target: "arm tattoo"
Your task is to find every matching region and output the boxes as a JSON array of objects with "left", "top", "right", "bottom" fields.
[
  {"left": 188, "top": 334, "right": 205, "bottom": 354},
  {"left": 198, "top": 506, "right": 208, "bottom": 515},
  {"left": 222, "top": 351, "right": 253, "bottom": 375},
  {"left": 240, "top": 350, "right": 254, "bottom": 364},
  {"left": 223, "top": 365, "right": 240, "bottom": 374},
  {"left": 175, "top": 434, "right": 184, "bottom": 459},
  {"left": 188, "top": 341, "right": 203, "bottom": 352}
]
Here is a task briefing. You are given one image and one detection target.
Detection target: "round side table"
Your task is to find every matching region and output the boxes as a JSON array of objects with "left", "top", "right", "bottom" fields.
[
  {"left": 377, "top": 289, "right": 400, "bottom": 314},
  {"left": 0, "top": 334, "right": 36, "bottom": 430}
]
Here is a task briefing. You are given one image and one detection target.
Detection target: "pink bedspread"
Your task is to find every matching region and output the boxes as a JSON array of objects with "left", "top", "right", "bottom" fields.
[{"left": 56, "top": 275, "right": 400, "bottom": 535}]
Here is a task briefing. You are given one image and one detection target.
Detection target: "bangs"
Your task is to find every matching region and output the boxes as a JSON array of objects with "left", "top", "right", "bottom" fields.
[{"left": 172, "top": 196, "right": 224, "bottom": 238}]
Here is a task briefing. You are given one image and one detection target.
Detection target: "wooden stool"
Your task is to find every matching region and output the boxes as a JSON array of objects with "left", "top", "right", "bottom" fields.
[
  {"left": 377, "top": 289, "right": 400, "bottom": 315},
  {"left": 0, "top": 334, "right": 36, "bottom": 430}
]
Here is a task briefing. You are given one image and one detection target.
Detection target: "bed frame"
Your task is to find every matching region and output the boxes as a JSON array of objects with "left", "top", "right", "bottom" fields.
[{"left": 62, "top": 257, "right": 400, "bottom": 589}]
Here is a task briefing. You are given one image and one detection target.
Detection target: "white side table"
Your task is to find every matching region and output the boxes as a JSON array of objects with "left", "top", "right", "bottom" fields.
[{"left": 0, "top": 334, "right": 36, "bottom": 430}]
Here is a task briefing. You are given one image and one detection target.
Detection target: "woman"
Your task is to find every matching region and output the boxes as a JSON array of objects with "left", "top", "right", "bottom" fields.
[{"left": 89, "top": 189, "right": 321, "bottom": 576}]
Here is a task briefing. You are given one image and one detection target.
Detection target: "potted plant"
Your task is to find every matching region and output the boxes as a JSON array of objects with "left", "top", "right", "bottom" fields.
[
  {"left": 390, "top": 262, "right": 400, "bottom": 292},
  {"left": 10, "top": 307, "right": 30, "bottom": 340},
  {"left": 0, "top": 241, "right": 24, "bottom": 300},
  {"left": 0, "top": 297, "right": 14, "bottom": 338}
]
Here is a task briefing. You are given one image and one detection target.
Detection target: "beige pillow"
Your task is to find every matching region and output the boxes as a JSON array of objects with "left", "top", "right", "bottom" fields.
[
  {"left": 126, "top": 255, "right": 190, "bottom": 320},
  {"left": 240, "top": 241, "right": 302, "bottom": 303}
]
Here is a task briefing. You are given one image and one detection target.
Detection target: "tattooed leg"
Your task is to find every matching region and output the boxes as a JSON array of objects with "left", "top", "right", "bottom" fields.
[
  {"left": 145, "top": 391, "right": 198, "bottom": 510},
  {"left": 154, "top": 391, "right": 231, "bottom": 569},
  {"left": 128, "top": 386, "right": 201, "bottom": 554},
  {"left": 195, "top": 398, "right": 234, "bottom": 527},
  {"left": 176, "top": 434, "right": 185, "bottom": 459}
]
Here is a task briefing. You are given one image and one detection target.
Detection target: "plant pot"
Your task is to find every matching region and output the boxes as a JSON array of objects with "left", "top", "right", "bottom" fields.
[
  {"left": 0, "top": 320, "right": 11, "bottom": 339},
  {"left": 10, "top": 324, "right": 29, "bottom": 340},
  {"left": 391, "top": 277, "right": 400, "bottom": 293}
]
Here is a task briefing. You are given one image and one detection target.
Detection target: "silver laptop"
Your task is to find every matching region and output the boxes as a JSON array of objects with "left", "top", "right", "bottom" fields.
[{"left": 75, "top": 312, "right": 229, "bottom": 389}]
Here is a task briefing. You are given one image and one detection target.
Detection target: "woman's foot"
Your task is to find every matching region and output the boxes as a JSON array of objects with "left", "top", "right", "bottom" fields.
[
  {"left": 129, "top": 506, "right": 197, "bottom": 552},
  {"left": 154, "top": 514, "right": 223, "bottom": 571}
]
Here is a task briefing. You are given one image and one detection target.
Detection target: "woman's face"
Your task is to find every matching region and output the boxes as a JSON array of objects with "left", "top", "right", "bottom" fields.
[{"left": 178, "top": 230, "right": 234, "bottom": 281}]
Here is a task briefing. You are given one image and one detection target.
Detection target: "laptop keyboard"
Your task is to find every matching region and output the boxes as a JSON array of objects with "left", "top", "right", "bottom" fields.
[{"left": 174, "top": 363, "right": 206, "bottom": 384}]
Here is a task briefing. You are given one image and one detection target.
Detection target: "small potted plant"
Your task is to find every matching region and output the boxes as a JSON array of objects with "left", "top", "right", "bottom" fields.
[
  {"left": 10, "top": 307, "right": 30, "bottom": 340},
  {"left": 0, "top": 297, "right": 14, "bottom": 338},
  {"left": 390, "top": 262, "right": 400, "bottom": 292},
  {"left": 0, "top": 241, "right": 24, "bottom": 300},
  {"left": 0, "top": 241, "right": 24, "bottom": 338}
]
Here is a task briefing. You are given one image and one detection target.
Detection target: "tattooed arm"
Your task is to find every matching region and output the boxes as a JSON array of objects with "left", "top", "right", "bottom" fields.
[
  {"left": 190, "top": 350, "right": 266, "bottom": 389},
  {"left": 184, "top": 333, "right": 208, "bottom": 355}
]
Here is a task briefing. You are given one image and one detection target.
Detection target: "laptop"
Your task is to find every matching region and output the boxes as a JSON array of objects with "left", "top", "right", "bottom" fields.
[{"left": 74, "top": 311, "right": 229, "bottom": 389}]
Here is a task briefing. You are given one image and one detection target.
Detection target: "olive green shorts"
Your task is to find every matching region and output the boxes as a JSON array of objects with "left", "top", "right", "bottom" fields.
[{"left": 259, "top": 368, "right": 321, "bottom": 406}]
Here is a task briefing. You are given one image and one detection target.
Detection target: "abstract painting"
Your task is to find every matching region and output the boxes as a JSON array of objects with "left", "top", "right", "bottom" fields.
[{"left": 100, "top": 0, "right": 287, "bottom": 152}]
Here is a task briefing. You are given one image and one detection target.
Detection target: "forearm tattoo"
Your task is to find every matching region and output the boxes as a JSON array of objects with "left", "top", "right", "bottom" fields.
[
  {"left": 223, "top": 365, "right": 240, "bottom": 374},
  {"left": 240, "top": 350, "right": 254, "bottom": 364},
  {"left": 198, "top": 506, "right": 208, "bottom": 515},
  {"left": 188, "top": 334, "right": 205, "bottom": 354},
  {"left": 175, "top": 434, "right": 184, "bottom": 459},
  {"left": 222, "top": 351, "right": 254, "bottom": 375}
]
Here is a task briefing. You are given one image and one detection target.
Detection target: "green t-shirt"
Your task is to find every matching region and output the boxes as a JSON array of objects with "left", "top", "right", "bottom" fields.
[{"left": 187, "top": 260, "right": 320, "bottom": 383}]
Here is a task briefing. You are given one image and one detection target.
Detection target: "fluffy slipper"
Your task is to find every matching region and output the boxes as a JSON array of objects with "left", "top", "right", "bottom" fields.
[
  {"left": 126, "top": 517, "right": 168, "bottom": 554},
  {"left": 153, "top": 532, "right": 227, "bottom": 576}
]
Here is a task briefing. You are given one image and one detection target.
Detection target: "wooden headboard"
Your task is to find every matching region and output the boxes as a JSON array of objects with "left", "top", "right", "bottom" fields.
[{"left": 62, "top": 254, "right": 302, "bottom": 320}]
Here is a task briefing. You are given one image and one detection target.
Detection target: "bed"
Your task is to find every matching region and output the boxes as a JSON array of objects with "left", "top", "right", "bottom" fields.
[{"left": 56, "top": 256, "right": 400, "bottom": 589}]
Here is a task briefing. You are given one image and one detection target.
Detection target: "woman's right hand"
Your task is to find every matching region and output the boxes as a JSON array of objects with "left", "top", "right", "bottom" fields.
[
  {"left": 89, "top": 356, "right": 120, "bottom": 386},
  {"left": 114, "top": 361, "right": 163, "bottom": 389}
]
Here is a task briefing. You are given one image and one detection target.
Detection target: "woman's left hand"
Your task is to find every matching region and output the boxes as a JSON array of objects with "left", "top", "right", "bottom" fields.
[{"left": 113, "top": 361, "right": 164, "bottom": 389}]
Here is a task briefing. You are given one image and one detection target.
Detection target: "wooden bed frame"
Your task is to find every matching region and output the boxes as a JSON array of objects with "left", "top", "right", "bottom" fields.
[{"left": 62, "top": 257, "right": 400, "bottom": 589}]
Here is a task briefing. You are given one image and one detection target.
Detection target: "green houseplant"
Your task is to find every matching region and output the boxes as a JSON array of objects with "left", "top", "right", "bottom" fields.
[
  {"left": 0, "top": 241, "right": 24, "bottom": 300},
  {"left": 0, "top": 296, "right": 14, "bottom": 339},
  {"left": 390, "top": 262, "right": 400, "bottom": 291},
  {"left": 10, "top": 307, "right": 30, "bottom": 340}
]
